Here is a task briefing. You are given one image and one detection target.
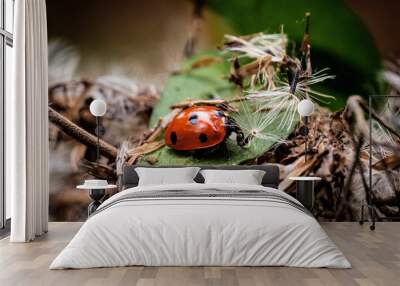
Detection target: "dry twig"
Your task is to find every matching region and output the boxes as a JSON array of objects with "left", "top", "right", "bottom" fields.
[{"left": 49, "top": 107, "right": 118, "bottom": 159}]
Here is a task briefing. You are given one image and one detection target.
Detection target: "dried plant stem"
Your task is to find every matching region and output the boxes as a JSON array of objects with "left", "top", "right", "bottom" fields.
[
  {"left": 300, "top": 13, "right": 311, "bottom": 55},
  {"left": 235, "top": 56, "right": 272, "bottom": 79},
  {"left": 373, "top": 154, "right": 400, "bottom": 170},
  {"left": 288, "top": 12, "right": 312, "bottom": 96},
  {"left": 143, "top": 119, "right": 164, "bottom": 143},
  {"left": 48, "top": 107, "right": 118, "bottom": 159},
  {"left": 127, "top": 141, "right": 165, "bottom": 165}
]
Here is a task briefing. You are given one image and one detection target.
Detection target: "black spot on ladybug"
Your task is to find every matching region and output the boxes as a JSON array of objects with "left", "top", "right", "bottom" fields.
[
  {"left": 170, "top": 132, "right": 177, "bottom": 145},
  {"left": 188, "top": 113, "right": 198, "bottom": 125},
  {"left": 199, "top": 133, "right": 208, "bottom": 143},
  {"left": 214, "top": 111, "right": 223, "bottom": 118}
]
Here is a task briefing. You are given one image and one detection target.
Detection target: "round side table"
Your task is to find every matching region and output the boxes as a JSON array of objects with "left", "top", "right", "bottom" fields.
[
  {"left": 289, "top": 177, "right": 321, "bottom": 210},
  {"left": 77, "top": 184, "right": 117, "bottom": 216}
]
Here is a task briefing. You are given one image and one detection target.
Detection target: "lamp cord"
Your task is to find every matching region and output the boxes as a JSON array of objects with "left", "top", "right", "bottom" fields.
[
  {"left": 96, "top": 116, "right": 100, "bottom": 164},
  {"left": 304, "top": 116, "right": 308, "bottom": 163}
]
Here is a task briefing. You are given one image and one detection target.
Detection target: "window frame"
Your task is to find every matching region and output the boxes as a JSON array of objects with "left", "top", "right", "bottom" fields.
[{"left": 0, "top": 0, "right": 14, "bottom": 231}]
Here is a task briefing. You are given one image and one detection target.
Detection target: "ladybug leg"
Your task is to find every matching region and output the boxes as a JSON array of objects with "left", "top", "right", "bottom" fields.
[
  {"left": 236, "top": 128, "right": 247, "bottom": 147},
  {"left": 232, "top": 125, "right": 253, "bottom": 147},
  {"left": 225, "top": 117, "right": 248, "bottom": 147}
]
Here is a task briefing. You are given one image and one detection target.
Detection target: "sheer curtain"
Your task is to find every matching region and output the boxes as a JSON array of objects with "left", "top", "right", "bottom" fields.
[{"left": 6, "top": 0, "right": 49, "bottom": 242}]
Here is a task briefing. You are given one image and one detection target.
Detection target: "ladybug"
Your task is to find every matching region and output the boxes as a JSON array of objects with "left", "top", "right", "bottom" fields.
[{"left": 165, "top": 105, "right": 247, "bottom": 152}]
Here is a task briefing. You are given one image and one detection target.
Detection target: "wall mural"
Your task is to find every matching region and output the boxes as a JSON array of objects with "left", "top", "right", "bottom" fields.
[{"left": 47, "top": 0, "right": 400, "bottom": 222}]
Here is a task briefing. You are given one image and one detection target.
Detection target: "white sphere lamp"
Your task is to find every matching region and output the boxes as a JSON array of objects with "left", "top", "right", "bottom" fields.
[
  {"left": 89, "top": 99, "right": 107, "bottom": 163},
  {"left": 90, "top": 99, "right": 107, "bottom": 117},
  {"left": 297, "top": 99, "right": 314, "bottom": 117},
  {"left": 297, "top": 99, "right": 314, "bottom": 163}
]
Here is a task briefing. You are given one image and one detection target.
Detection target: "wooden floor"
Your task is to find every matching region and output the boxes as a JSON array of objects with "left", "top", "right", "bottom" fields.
[{"left": 0, "top": 222, "right": 399, "bottom": 286}]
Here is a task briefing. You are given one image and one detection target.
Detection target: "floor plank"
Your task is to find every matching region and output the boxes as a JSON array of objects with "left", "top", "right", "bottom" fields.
[{"left": 0, "top": 222, "right": 399, "bottom": 286}]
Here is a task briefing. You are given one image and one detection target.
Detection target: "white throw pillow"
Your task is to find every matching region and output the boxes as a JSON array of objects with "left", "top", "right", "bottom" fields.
[
  {"left": 200, "top": 169, "right": 265, "bottom": 185},
  {"left": 135, "top": 167, "right": 200, "bottom": 186}
]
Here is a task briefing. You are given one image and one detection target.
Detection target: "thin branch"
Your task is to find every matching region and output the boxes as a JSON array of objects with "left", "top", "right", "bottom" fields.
[
  {"left": 290, "top": 12, "right": 311, "bottom": 95},
  {"left": 48, "top": 106, "right": 118, "bottom": 159},
  {"left": 126, "top": 141, "right": 165, "bottom": 165},
  {"left": 300, "top": 12, "right": 311, "bottom": 56}
]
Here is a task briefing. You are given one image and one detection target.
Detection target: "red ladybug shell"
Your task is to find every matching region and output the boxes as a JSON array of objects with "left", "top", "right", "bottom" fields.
[{"left": 165, "top": 106, "right": 226, "bottom": 151}]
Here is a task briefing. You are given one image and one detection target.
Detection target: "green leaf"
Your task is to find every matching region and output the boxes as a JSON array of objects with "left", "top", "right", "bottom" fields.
[{"left": 207, "top": 0, "right": 382, "bottom": 106}]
